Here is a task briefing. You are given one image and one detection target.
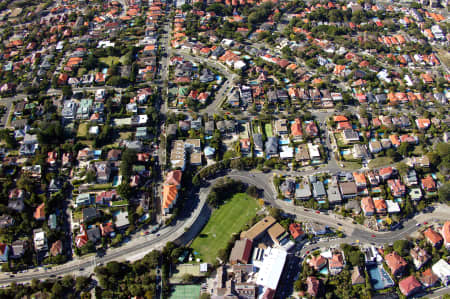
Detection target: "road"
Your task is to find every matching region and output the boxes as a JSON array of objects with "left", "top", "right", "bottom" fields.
[
  {"left": 172, "top": 49, "right": 239, "bottom": 115},
  {"left": 1, "top": 168, "right": 449, "bottom": 284}
]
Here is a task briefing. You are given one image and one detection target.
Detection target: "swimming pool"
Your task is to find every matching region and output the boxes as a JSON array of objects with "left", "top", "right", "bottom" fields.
[
  {"left": 367, "top": 265, "right": 394, "bottom": 290},
  {"left": 279, "top": 139, "right": 290, "bottom": 145},
  {"left": 319, "top": 267, "right": 329, "bottom": 275},
  {"left": 341, "top": 150, "right": 351, "bottom": 155}
]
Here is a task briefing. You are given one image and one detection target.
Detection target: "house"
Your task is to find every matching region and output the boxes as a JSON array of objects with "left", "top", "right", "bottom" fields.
[
  {"left": 388, "top": 179, "right": 406, "bottom": 197},
  {"left": 95, "top": 162, "right": 111, "bottom": 183},
  {"left": 373, "top": 198, "right": 387, "bottom": 215},
  {"left": 34, "top": 203, "right": 45, "bottom": 221},
  {"left": 0, "top": 215, "right": 14, "bottom": 229},
  {"left": 328, "top": 184, "right": 342, "bottom": 204},
  {"left": 308, "top": 255, "right": 327, "bottom": 270},
  {"left": 0, "top": 243, "right": 9, "bottom": 262},
  {"left": 306, "top": 277, "right": 320, "bottom": 297},
  {"left": 107, "top": 149, "right": 122, "bottom": 161},
  {"left": 361, "top": 197, "right": 375, "bottom": 216},
  {"left": 291, "top": 118, "right": 303, "bottom": 141},
  {"left": 274, "top": 119, "right": 288, "bottom": 135},
  {"left": 50, "top": 240, "right": 63, "bottom": 257},
  {"left": 10, "top": 240, "right": 27, "bottom": 259},
  {"left": 229, "top": 238, "right": 253, "bottom": 264},
  {"left": 342, "top": 129, "right": 359, "bottom": 144},
  {"left": 386, "top": 200, "right": 401, "bottom": 214},
  {"left": 432, "top": 259, "right": 450, "bottom": 286},
  {"left": 265, "top": 137, "right": 278, "bottom": 157},
  {"left": 295, "top": 180, "right": 311, "bottom": 200},
  {"left": 385, "top": 252, "right": 408, "bottom": 276},
  {"left": 339, "top": 182, "right": 357, "bottom": 199},
  {"left": 307, "top": 143, "right": 321, "bottom": 160},
  {"left": 312, "top": 181, "right": 326, "bottom": 199},
  {"left": 424, "top": 228, "right": 443, "bottom": 247},
  {"left": 353, "top": 172, "right": 367, "bottom": 189},
  {"left": 306, "top": 223, "right": 328, "bottom": 235},
  {"left": 289, "top": 223, "right": 305, "bottom": 241},
  {"left": 351, "top": 267, "right": 365, "bottom": 285},
  {"left": 442, "top": 221, "right": 450, "bottom": 250},
  {"left": 87, "top": 226, "right": 101, "bottom": 243},
  {"left": 419, "top": 268, "right": 439, "bottom": 288},
  {"left": 399, "top": 276, "right": 422, "bottom": 297},
  {"left": 379, "top": 167, "right": 394, "bottom": 181},
  {"left": 295, "top": 144, "right": 310, "bottom": 163},
  {"left": 353, "top": 144, "right": 369, "bottom": 160},
  {"left": 369, "top": 140, "right": 383, "bottom": 153},
  {"left": 280, "top": 179, "right": 295, "bottom": 198},
  {"left": 404, "top": 170, "right": 418, "bottom": 186},
  {"left": 115, "top": 210, "right": 129, "bottom": 229},
  {"left": 33, "top": 229, "right": 48, "bottom": 251},
  {"left": 83, "top": 207, "right": 99, "bottom": 223},
  {"left": 421, "top": 176, "right": 436, "bottom": 193},
  {"left": 328, "top": 251, "right": 345, "bottom": 275},
  {"left": 410, "top": 247, "right": 430, "bottom": 269}
]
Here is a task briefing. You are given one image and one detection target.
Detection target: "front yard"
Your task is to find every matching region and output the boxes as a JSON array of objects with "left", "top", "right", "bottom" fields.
[{"left": 190, "top": 193, "right": 259, "bottom": 264}]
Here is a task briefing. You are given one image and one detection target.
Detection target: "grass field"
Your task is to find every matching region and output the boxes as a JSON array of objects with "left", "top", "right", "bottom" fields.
[
  {"left": 100, "top": 56, "right": 120, "bottom": 66},
  {"left": 369, "top": 157, "right": 393, "bottom": 169},
  {"left": 264, "top": 123, "right": 273, "bottom": 137},
  {"left": 77, "top": 123, "right": 88, "bottom": 138},
  {"left": 190, "top": 193, "right": 259, "bottom": 263}
]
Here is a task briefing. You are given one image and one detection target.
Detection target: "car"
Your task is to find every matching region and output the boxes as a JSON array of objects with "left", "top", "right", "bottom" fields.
[
  {"left": 156, "top": 233, "right": 160, "bottom": 237},
  {"left": 315, "top": 211, "right": 320, "bottom": 214},
  {"left": 337, "top": 223, "right": 342, "bottom": 226},
  {"left": 304, "top": 208, "right": 308, "bottom": 211},
  {"left": 145, "top": 231, "right": 150, "bottom": 235},
  {"left": 416, "top": 223, "right": 421, "bottom": 227},
  {"left": 371, "top": 234, "right": 375, "bottom": 238},
  {"left": 423, "top": 222, "right": 428, "bottom": 225},
  {"left": 306, "top": 251, "right": 310, "bottom": 254}
]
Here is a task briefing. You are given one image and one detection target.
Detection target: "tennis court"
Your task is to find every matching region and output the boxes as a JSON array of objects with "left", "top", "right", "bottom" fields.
[{"left": 170, "top": 285, "right": 201, "bottom": 299}]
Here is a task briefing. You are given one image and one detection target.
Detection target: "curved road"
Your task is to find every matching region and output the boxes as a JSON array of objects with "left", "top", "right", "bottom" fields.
[{"left": 0, "top": 170, "right": 448, "bottom": 284}]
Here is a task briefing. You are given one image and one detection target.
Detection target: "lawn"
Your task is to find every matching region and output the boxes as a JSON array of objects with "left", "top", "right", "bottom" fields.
[
  {"left": 264, "top": 123, "right": 273, "bottom": 137},
  {"left": 369, "top": 157, "right": 393, "bottom": 169},
  {"left": 100, "top": 56, "right": 120, "bottom": 66},
  {"left": 77, "top": 123, "right": 88, "bottom": 138},
  {"left": 190, "top": 193, "right": 260, "bottom": 263}
]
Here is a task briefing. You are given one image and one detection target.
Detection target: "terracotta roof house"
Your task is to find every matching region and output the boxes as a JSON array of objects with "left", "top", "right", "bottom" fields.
[
  {"left": 419, "top": 268, "right": 439, "bottom": 288},
  {"left": 100, "top": 222, "right": 114, "bottom": 237},
  {"left": 164, "top": 170, "right": 182, "bottom": 186},
  {"left": 385, "top": 252, "right": 408, "bottom": 276},
  {"left": 379, "top": 167, "right": 393, "bottom": 180},
  {"left": 361, "top": 197, "right": 375, "bottom": 216},
  {"left": 399, "top": 275, "right": 422, "bottom": 297},
  {"left": 289, "top": 223, "right": 305, "bottom": 241},
  {"left": 290, "top": 118, "right": 303, "bottom": 141},
  {"left": 107, "top": 149, "right": 122, "bottom": 161},
  {"left": 442, "top": 221, "right": 450, "bottom": 250},
  {"left": 373, "top": 198, "right": 387, "bottom": 215},
  {"left": 162, "top": 184, "right": 178, "bottom": 215},
  {"left": 0, "top": 243, "right": 9, "bottom": 262},
  {"left": 50, "top": 240, "right": 62, "bottom": 257},
  {"left": 328, "top": 251, "right": 345, "bottom": 275},
  {"left": 306, "top": 276, "right": 320, "bottom": 297},
  {"left": 424, "top": 228, "right": 443, "bottom": 247},
  {"left": 421, "top": 176, "right": 436, "bottom": 193},
  {"left": 34, "top": 203, "right": 45, "bottom": 221},
  {"left": 229, "top": 238, "right": 253, "bottom": 264},
  {"left": 308, "top": 255, "right": 327, "bottom": 270}
]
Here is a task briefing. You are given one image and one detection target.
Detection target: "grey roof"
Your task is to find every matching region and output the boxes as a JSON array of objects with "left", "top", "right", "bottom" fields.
[
  {"left": 83, "top": 207, "right": 98, "bottom": 222},
  {"left": 295, "top": 182, "right": 312, "bottom": 199},
  {"left": 87, "top": 227, "right": 101, "bottom": 243},
  {"left": 312, "top": 181, "right": 326, "bottom": 198},
  {"left": 265, "top": 137, "right": 278, "bottom": 155},
  {"left": 252, "top": 133, "right": 263, "bottom": 149},
  {"left": 327, "top": 184, "right": 342, "bottom": 203}
]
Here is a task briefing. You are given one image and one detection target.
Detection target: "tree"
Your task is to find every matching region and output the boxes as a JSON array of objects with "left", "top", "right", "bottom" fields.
[
  {"left": 397, "top": 142, "right": 411, "bottom": 157},
  {"left": 393, "top": 239, "right": 410, "bottom": 256},
  {"left": 117, "top": 183, "right": 132, "bottom": 200},
  {"left": 75, "top": 276, "right": 91, "bottom": 292},
  {"left": 120, "top": 149, "right": 137, "bottom": 178},
  {"left": 439, "top": 183, "right": 450, "bottom": 202},
  {"left": 246, "top": 185, "right": 259, "bottom": 198},
  {"left": 181, "top": 274, "right": 195, "bottom": 284},
  {"left": 396, "top": 162, "right": 409, "bottom": 177}
]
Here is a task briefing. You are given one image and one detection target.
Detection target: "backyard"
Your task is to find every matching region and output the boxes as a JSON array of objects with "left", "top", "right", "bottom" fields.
[{"left": 190, "top": 193, "right": 260, "bottom": 264}]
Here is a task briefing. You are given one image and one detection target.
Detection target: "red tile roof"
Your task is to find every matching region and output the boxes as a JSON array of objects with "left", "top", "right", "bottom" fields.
[
  {"left": 399, "top": 275, "right": 421, "bottom": 296},
  {"left": 424, "top": 228, "right": 443, "bottom": 247}
]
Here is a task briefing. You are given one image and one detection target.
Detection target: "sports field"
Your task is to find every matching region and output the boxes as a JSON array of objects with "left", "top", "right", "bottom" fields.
[
  {"left": 170, "top": 285, "right": 201, "bottom": 299},
  {"left": 191, "top": 193, "right": 259, "bottom": 263}
]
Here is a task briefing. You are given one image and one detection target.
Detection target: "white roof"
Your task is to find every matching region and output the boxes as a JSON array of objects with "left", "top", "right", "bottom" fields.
[
  {"left": 432, "top": 259, "right": 450, "bottom": 276},
  {"left": 386, "top": 200, "right": 401, "bottom": 213},
  {"left": 256, "top": 247, "right": 287, "bottom": 290},
  {"left": 280, "top": 146, "right": 294, "bottom": 159},
  {"left": 200, "top": 263, "right": 208, "bottom": 272}
]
